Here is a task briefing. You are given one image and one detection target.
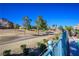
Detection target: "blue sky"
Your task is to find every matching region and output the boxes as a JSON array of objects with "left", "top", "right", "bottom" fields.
[{"left": 0, "top": 3, "right": 79, "bottom": 26}]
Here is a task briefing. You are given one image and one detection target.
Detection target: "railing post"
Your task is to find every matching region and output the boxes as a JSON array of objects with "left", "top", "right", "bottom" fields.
[
  {"left": 42, "top": 30, "right": 69, "bottom": 56},
  {"left": 47, "top": 40, "right": 53, "bottom": 56},
  {"left": 61, "top": 30, "right": 69, "bottom": 56},
  {"left": 54, "top": 33, "right": 64, "bottom": 56},
  {"left": 54, "top": 30, "right": 69, "bottom": 56},
  {"left": 56, "top": 39, "right": 64, "bottom": 56}
]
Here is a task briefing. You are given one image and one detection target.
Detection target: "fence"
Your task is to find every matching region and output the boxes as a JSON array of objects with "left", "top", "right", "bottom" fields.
[{"left": 41, "top": 30, "right": 69, "bottom": 56}]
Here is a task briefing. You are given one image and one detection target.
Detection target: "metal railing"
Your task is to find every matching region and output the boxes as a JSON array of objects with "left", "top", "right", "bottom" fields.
[
  {"left": 39, "top": 33, "right": 62, "bottom": 56},
  {"left": 40, "top": 31, "right": 68, "bottom": 56}
]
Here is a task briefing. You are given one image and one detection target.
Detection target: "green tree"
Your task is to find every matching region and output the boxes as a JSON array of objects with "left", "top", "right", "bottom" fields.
[
  {"left": 23, "top": 16, "right": 32, "bottom": 30},
  {"left": 65, "top": 26, "right": 73, "bottom": 36},
  {"left": 47, "top": 26, "right": 51, "bottom": 30},
  {"left": 58, "top": 26, "right": 64, "bottom": 31},
  {"left": 31, "top": 26, "right": 37, "bottom": 29},
  {"left": 52, "top": 24, "right": 57, "bottom": 31},
  {"left": 35, "top": 16, "right": 47, "bottom": 35},
  {"left": 15, "top": 24, "right": 20, "bottom": 29},
  {"left": 8, "top": 22, "right": 14, "bottom": 29}
]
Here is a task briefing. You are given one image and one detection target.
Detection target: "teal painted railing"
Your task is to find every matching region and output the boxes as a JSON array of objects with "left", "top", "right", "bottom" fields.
[{"left": 41, "top": 30, "right": 69, "bottom": 56}]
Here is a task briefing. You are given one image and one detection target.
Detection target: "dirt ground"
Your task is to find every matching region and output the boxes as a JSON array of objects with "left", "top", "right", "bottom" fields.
[{"left": 0, "top": 29, "right": 60, "bottom": 56}]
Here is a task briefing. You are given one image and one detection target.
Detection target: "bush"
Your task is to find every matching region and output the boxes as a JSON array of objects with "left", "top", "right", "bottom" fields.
[
  {"left": 39, "top": 43, "right": 46, "bottom": 52},
  {"left": 43, "top": 39, "right": 48, "bottom": 44},
  {"left": 20, "top": 44, "right": 29, "bottom": 56},
  {"left": 20, "top": 44, "right": 26, "bottom": 50},
  {"left": 22, "top": 48, "right": 29, "bottom": 56},
  {"left": 37, "top": 42, "right": 41, "bottom": 48},
  {"left": 52, "top": 38, "right": 56, "bottom": 40},
  {"left": 55, "top": 36, "right": 59, "bottom": 40},
  {"left": 37, "top": 42, "right": 46, "bottom": 52},
  {"left": 76, "top": 30, "right": 79, "bottom": 34},
  {"left": 3, "top": 50, "right": 11, "bottom": 56}
]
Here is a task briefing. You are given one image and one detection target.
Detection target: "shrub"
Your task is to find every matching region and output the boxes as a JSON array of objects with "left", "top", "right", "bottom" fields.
[
  {"left": 22, "top": 48, "right": 29, "bottom": 56},
  {"left": 76, "top": 30, "right": 79, "bottom": 34},
  {"left": 55, "top": 36, "right": 59, "bottom": 40},
  {"left": 52, "top": 38, "right": 56, "bottom": 40},
  {"left": 43, "top": 39, "right": 48, "bottom": 44},
  {"left": 20, "top": 44, "right": 26, "bottom": 50},
  {"left": 37, "top": 42, "right": 46, "bottom": 52},
  {"left": 37, "top": 42, "right": 41, "bottom": 48},
  {"left": 3, "top": 50, "right": 11, "bottom": 56},
  {"left": 39, "top": 43, "right": 46, "bottom": 52},
  {"left": 20, "top": 44, "right": 29, "bottom": 56}
]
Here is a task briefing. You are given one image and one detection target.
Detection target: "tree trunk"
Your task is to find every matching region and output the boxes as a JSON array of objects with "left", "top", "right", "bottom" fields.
[
  {"left": 24, "top": 29, "right": 26, "bottom": 35},
  {"left": 37, "top": 27, "right": 39, "bottom": 35}
]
